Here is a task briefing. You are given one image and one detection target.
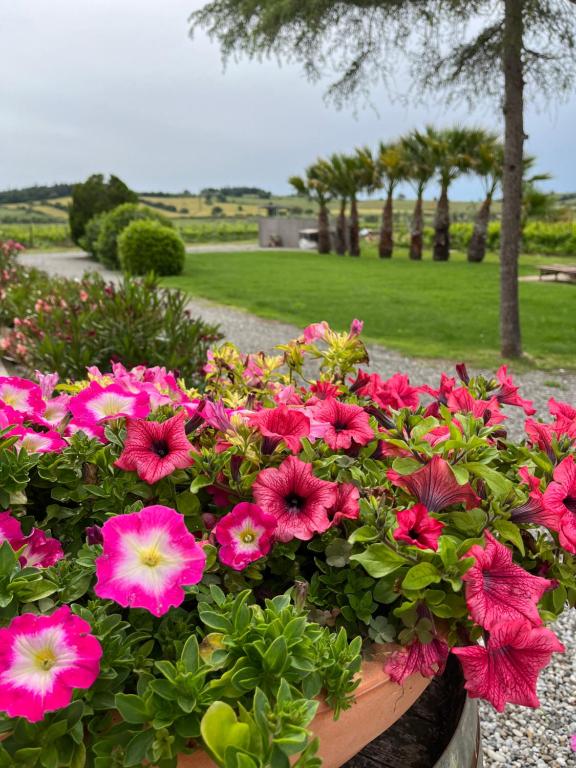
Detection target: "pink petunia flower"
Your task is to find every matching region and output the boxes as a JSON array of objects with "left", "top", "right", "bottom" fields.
[
  {"left": 385, "top": 636, "right": 449, "bottom": 685},
  {"left": 34, "top": 371, "right": 60, "bottom": 399},
  {"left": 253, "top": 455, "right": 337, "bottom": 542},
  {"left": 0, "top": 606, "right": 102, "bottom": 722},
  {"left": 387, "top": 455, "right": 480, "bottom": 513},
  {"left": 393, "top": 503, "right": 445, "bottom": 551},
  {"left": 115, "top": 413, "right": 193, "bottom": 485},
  {"left": 0, "top": 403, "right": 24, "bottom": 429},
  {"left": 494, "top": 366, "right": 536, "bottom": 415},
  {"left": 33, "top": 394, "right": 71, "bottom": 429},
  {"left": 452, "top": 620, "right": 564, "bottom": 712},
  {"left": 69, "top": 381, "right": 150, "bottom": 424},
  {"left": 0, "top": 376, "right": 45, "bottom": 418},
  {"left": 349, "top": 318, "right": 364, "bottom": 337},
  {"left": 328, "top": 483, "right": 360, "bottom": 525},
  {"left": 248, "top": 405, "right": 310, "bottom": 453},
  {"left": 312, "top": 398, "right": 374, "bottom": 450},
  {"left": 13, "top": 529, "right": 64, "bottom": 568},
  {"left": 510, "top": 467, "right": 561, "bottom": 530},
  {"left": 447, "top": 388, "right": 505, "bottom": 427},
  {"left": 302, "top": 321, "right": 330, "bottom": 343},
  {"left": 353, "top": 372, "right": 420, "bottom": 411},
  {"left": 462, "top": 531, "right": 552, "bottom": 631},
  {"left": 95, "top": 505, "right": 206, "bottom": 617},
  {"left": 542, "top": 456, "right": 576, "bottom": 553},
  {"left": 8, "top": 426, "right": 67, "bottom": 454},
  {"left": 0, "top": 510, "right": 23, "bottom": 543},
  {"left": 214, "top": 502, "right": 277, "bottom": 570}
]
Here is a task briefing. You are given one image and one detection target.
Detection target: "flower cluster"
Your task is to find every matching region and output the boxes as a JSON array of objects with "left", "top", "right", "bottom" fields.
[{"left": 0, "top": 319, "right": 574, "bottom": 750}]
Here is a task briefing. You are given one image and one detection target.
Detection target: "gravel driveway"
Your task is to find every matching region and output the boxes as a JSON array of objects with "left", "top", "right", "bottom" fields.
[{"left": 15, "top": 248, "right": 576, "bottom": 766}]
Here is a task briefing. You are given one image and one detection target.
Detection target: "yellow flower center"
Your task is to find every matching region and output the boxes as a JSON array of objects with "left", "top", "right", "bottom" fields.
[
  {"left": 34, "top": 648, "right": 57, "bottom": 672},
  {"left": 140, "top": 547, "right": 163, "bottom": 567},
  {"left": 240, "top": 529, "right": 256, "bottom": 544}
]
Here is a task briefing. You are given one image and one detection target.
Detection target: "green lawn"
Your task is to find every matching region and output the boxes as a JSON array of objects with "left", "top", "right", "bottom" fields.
[{"left": 162, "top": 246, "right": 576, "bottom": 370}]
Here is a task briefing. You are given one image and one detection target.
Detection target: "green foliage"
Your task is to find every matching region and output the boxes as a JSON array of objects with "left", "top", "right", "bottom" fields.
[
  {"left": 78, "top": 213, "right": 105, "bottom": 255},
  {"left": 0, "top": 224, "right": 71, "bottom": 249},
  {"left": 68, "top": 174, "right": 137, "bottom": 245},
  {"left": 119, "top": 220, "right": 186, "bottom": 277},
  {"left": 95, "top": 204, "right": 173, "bottom": 269}
]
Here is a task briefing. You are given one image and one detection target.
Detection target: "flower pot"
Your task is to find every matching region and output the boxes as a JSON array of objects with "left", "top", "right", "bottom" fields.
[{"left": 177, "top": 654, "right": 431, "bottom": 768}]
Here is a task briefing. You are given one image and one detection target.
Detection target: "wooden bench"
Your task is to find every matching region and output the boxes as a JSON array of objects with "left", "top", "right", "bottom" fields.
[{"left": 538, "top": 264, "right": 576, "bottom": 282}]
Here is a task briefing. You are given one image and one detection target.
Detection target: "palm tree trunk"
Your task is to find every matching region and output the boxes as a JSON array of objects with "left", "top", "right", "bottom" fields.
[
  {"left": 318, "top": 204, "right": 331, "bottom": 254},
  {"left": 433, "top": 184, "right": 450, "bottom": 261},
  {"left": 500, "top": 0, "right": 523, "bottom": 358},
  {"left": 349, "top": 197, "right": 360, "bottom": 257},
  {"left": 410, "top": 194, "right": 424, "bottom": 261},
  {"left": 379, "top": 191, "right": 393, "bottom": 258},
  {"left": 336, "top": 199, "right": 347, "bottom": 255},
  {"left": 467, "top": 197, "right": 492, "bottom": 263}
]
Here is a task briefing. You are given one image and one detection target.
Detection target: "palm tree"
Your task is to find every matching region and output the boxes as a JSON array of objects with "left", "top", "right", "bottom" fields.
[
  {"left": 401, "top": 131, "right": 436, "bottom": 260},
  {"left": 372, "top": 142, "right": 407, "bottom": 258},
  {"left": 425, "top": 126, "right": 482, "bottom": 261},
  {"left": 323, "top": 153, "right": 371, "bottom": 257},
  {"left": 316, "top": 155, "right": 350, "bottom": 255},
  {"left": 289, "top": 163, "right": 333, "bottom": 253},
  {"left": 467, "top": 134, "right": 503, "bottom": 263}
]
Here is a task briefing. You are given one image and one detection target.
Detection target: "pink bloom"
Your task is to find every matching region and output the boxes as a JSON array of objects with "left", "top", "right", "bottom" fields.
[
  {"left": 543, "top": 456, "right": 576, "bottom": 554},
  {"left": 525, "top": 419, "right": 555, "bottom": 455},
  {"left": 393, "top": 503, "right": 445, "bottom": 551},
  {"left": 115, "top": 413, "right": 193, "bottom": 485},
  {"left": 354, "top": 372, "right": 420, "bottom": 411},
  {"left": 13, "top": 529, "right": 64, "bottom": 568},
  {"left": 388, "top": 455, "right": 480, "bottom": 513},
  {"left": 8, "top": 426, "right": 67, "bottom": 454},
  {"left": 302, "top": 321, "right": 329, "bottom": 343},
  {"left": 248, "top": 405, "right": 310, "bottom": 453},
  {"left": 385, "top": 637, "right": 449, "bottom": 685},
  {"left": 214, "top": 502, "right": 277, "bottom": 570},
  {"left": 69, "top": 382, "right": 150, "bottom": 423},
  {"left": 349, "top": 318, "right": 364, "bottom": 337},
  {"left": 95, "top": 505, "right": 206, "bottom": 616},
  {"left": 0, "top": 403, "right": 24, "bottom": 429},
  {"left": 0, "top": 510, "right": 23, "bottom": 543},
  {"left": 34, "top": 371, "right": 59, "bottom": 399},
  {"left": 313, "top": 398, "right": 374, "bottom": 450},
  {"left": 549, "top": 398, "right": 576, "bottom": 422},
  {"left": 253, "top": 455, "right": 337, "bottom": 542},
  {"left": 447, "top": 388, "right": 505, "bottom": 426},
  {"left": 0, "top": 606, "right": 102, "bottom": 722},
  {"left": 462, "top": 531, "right": 552, "bottom": 631},
  {"left": 328, "top": 483, "right": 360, "bottom": 525},
  {"left": 510, "top": 467, "right": 561, "bottom": 530},
  {"left": 202, "top": 400, "right": 232, "bottom": 431},
  {"left": 495, "top": 366, "right": 536, "bottom": 415},
  {"left": 307, "top": 381, "right": 342, "bottom": 403},
  {"left": 452, "top": 620, "right": 564, "bottom": 712},
  {"left": 0, "top": 376, "right": 45, "bottom": 418},
  {"left": 32, "top": 394, "right": 70, "bottom": 429}
]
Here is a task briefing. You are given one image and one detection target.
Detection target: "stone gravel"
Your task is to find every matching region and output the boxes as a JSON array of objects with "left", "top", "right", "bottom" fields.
[{"left": 15, "top": 248, "right": 576, "bottom": 766}]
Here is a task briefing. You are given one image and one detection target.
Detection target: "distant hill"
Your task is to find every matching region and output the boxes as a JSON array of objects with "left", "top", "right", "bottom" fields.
[{"left": 0, "top": 183, "right": 74, "bottom": 204}]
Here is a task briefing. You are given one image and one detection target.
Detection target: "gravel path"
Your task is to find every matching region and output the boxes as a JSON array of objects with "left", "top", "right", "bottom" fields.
[{"left": 15, "top": 249, "right": 576, "bottom": 766}]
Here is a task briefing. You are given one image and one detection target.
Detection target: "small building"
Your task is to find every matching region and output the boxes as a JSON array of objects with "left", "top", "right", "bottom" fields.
[{"left": 258, "top": 217, "right": 317, "bottom": 248}]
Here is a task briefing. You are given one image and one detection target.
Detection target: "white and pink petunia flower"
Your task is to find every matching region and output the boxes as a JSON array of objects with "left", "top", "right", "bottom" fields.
[
  {"left": 32, "top": 394, "right": 71, "bottom": 429},
  {"left": 68, "top": 382, "right": 150, "bottom": 424},
  {"left": 0, "top": 510, "right": 23, "bottom": 543},
  {"left": 8, "top": 426, "right": 67, "bottom": 454},
  {"left": 14, "top": 529, "right": 65, "bottom": 568},
  {"left": 94, "top": 505, "right": 206, "bottom": 617},
  {"left": 0, "top": 606, "right": 102, "bottom": 722},
  {"left": 0, "top": 376, "right": 45, "bottom": 418},
  {"left": 214, "top": 502, "right": 277, "bottom": 570}
]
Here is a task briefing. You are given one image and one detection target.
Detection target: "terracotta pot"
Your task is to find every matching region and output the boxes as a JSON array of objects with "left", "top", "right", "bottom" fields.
[{"left": 177, "top": 652, "right": 431, "bottom": 768}]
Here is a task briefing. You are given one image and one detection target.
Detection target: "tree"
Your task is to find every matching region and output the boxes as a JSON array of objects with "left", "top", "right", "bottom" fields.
[
  {"left": 373, "top": 142, "right": 407, "bottom": 259},
  {"left": 401, "top": 131, "right": 436, "bottom": 261},
  {"left": 69, "top": 174, "right": 137, "bottom": 245},
  {"left": 289, "top": 166, "right": 332, "bottom": 253},
  {"left": 339, "top": 153, "right": 373, "bottom": 257},
  {"left": 467, "top": 134, "right": 503, "bottom": 263},
  {"left": 190, "top": 0, "right": 576, "bottom": 358},
  {"left": 316, "top": 155, "right": 351, "bottom": 255}
]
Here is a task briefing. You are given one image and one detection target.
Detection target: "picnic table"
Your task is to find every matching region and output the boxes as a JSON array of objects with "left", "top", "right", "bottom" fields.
[{"left": 538, "top": 263, "right": 576, "bottom": 282}]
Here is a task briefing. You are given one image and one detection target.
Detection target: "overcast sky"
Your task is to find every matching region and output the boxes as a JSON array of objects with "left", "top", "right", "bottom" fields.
[{"left": 1, "top": 0, "right": 575, "bottom": 200}]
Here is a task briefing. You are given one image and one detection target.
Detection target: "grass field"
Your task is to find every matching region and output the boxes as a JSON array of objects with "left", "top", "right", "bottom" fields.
[{"left": 162, "top": 246, "right": 576, "bottom": 370}]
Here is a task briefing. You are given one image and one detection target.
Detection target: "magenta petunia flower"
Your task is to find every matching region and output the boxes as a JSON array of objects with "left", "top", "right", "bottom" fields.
[
  {"left": 14, "top": 529, "right": 65, "bottom": 569},
  {"left": 354, "top": 372, "right": 420, "bottom": 411},
  {"left": 248, "top": 405, "right": 310, "bottom": 453},
  {"left": 542, "top": 456, "right": 576, "bottom": 553},
  {"left": 387, "top": 455, "right": 480, "bottom": 513},
  {"left": 447, "top": 388, "right": 505, "bottom": 427},
  {"left": 69, "top": 381, "right": 150, "bottom": 424},
  {"left": 8, "top": 426, "right": 67, "bottom": 454},
  {"left": 0, "top": 606, "right": 102, "bottom": 722},
  {"left": 302, "top": 321, "right": 330, "bottom": 343},
  {"left": 385, "top": 636, "right": 449, "bottom": 685},
  {"left": 253, "top": 455, "right": 337, "bottom": 542},
  {"left": 313, "top": 398, "right": 374, "bottom": 450},
  {"left": 214, "top": 502, "right": 277, "bottom": 570},
  {"left": 0, "top": 510, "right": 23, "bottom": 543},
  {"left": 462, "top": 531, "right": 552, "bottom": 631},
  {"left": 95, "top": 505, "right": 206, "bottom": 616},
  {"left": 393, "top": 503, "right": 445, "bottom": 551},
  {"left": 452, "top": 620, "right": 564, "bottom": 712},
  {"left": 494, "top": 366, "right": 536, "bottom": 415},
  {"left": 510, "top": 467, "right": 561, "bottom": 530},
  {"left": 328, "top": 483, "right": 360, "bottom": 526},
  {"left": 115, "top": 413, "right": 193, "bottom": 485},
  {"left": 0, "top": 376, "right": 45, "bottom": 418}
]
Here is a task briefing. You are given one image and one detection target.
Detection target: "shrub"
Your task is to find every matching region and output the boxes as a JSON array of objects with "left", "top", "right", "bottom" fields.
[
  {"left": 68, "top": 173, "right": 138, "bottom": 244},
  {"left": 95, "top": 203, "right": 173, "bottom": 268},
  {"left": 118, "top": 219, "right": 186, "bottom": 276},
  {"left": 78, "top": 212, "right": 105, "bottom": 255}
]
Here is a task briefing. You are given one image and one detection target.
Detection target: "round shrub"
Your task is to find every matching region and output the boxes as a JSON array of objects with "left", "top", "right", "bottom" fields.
[
  {"left": 78, "top": 212, "right": 105, "bottom": 255},
  {"left": 95, "top": 203, "right": 173, "bottom": 269},
  {"left": 118, "top": 220, "right": 185, "bottom": 276}
]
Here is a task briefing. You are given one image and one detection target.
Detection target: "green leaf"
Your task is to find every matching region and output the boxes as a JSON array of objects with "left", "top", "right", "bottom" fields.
[
  {"left": 391, "top": 457, "right": 422, "bottom": 475},
  {"left": 190, "top": 476, "right": 212, "bottom": 494},
  {"left": 411, "top": 417, "right": 439, "bottom": 442},
  {"left": 177, "top": 491, "right": 201, "bottom": 516},
  {"left": 450, "top": 508, "right": 487, "bottom": 536},
  {"left": 402, "top": 563, "right": 441, "bottom": 591},
  {"left": 325, "top": 538, "right": 352, "bottom": 567},
  {"left": 463, "top": 462, "right": 512, "bottom": 499},
  {"left": 350, "top": 544, "right": 408, "bottom": 578},
  {"left": 124, "top": 730, "right": 155, "bottom": 766},
  {"left": 115, "top": 694, "right": 150, "bottom": 724},
  {"left": 200, "top": 702, "right": 251, "bottom": 765},
  {"left": 263, "top": 636, "right": 288, "bottom": 675},
  {"left": 181, "top": 635, "right": 200, "bottom": 674},
  {"left": 493, "top": 519, "right": 525, "bottom": 555},
  {"left": 348, "top": 525, "right": 379, "bottom": 544}
]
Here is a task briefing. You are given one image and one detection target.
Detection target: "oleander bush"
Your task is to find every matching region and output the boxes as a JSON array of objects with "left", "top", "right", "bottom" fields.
[
  {"left": 119, "top": 220, "right": 186, "bottom": 276},
  {"left": 95, "top": 204, "right": 174, "bottom": 268}
]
